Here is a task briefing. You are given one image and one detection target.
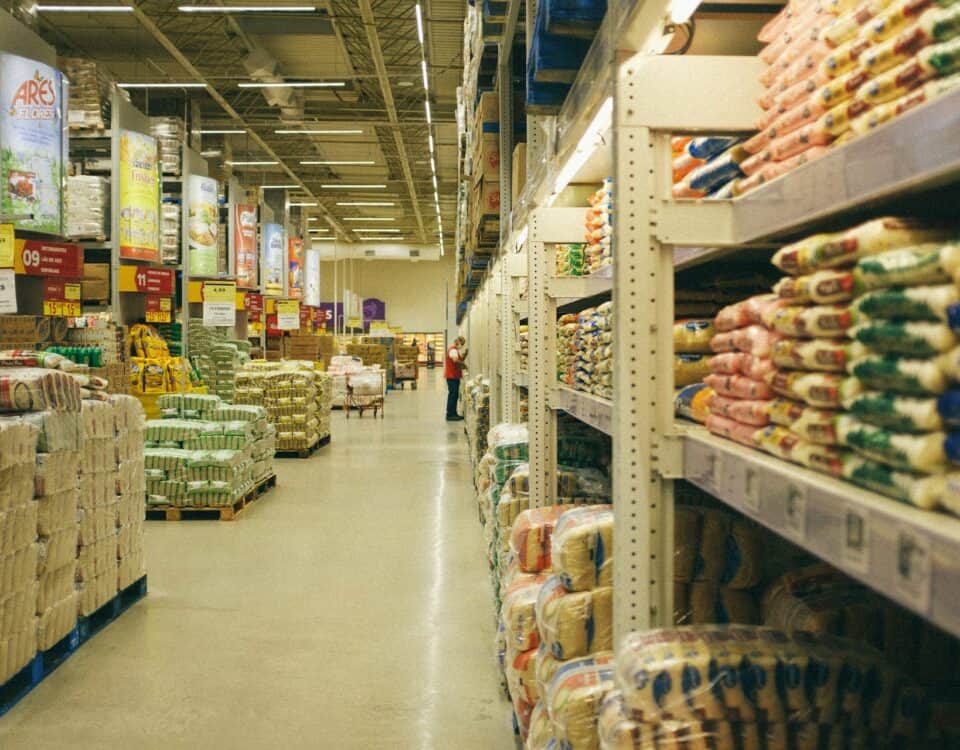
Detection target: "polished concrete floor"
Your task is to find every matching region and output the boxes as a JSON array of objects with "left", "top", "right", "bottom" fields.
[{"left": 0, "top": 371, "right": 514, "bottom": 749}]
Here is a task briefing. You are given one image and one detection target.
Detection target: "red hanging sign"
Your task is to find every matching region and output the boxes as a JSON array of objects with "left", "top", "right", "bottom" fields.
[{"left": 15, "top": 240, "right": 83, "bottom": 278}]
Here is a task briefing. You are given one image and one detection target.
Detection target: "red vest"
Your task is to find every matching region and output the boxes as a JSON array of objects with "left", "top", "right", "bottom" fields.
[{"left": 444, "top": 346, "right": 463, "bottom": 379}]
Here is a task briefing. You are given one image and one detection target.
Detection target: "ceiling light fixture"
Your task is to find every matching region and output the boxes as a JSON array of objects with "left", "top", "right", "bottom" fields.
[
  {"left": 354, "top": 229, "right": 401, "bottom": 233},
  {"left": 35, "top": 4, "right": 133, "bottom": 10},
  {"left": 431, "top": 174, "right": 438, "bottom": 190},
  {"left": 336, "top": 201, "right": 395, "bottom": 206},
  {"left": 344, "top": 217, "right": 395, "bottom": 222},
  {"left": 260, "top": 184, "right": 300, "bottom": 190},
  {"left": 227, "top": 160, "right": 278, "bottom": 166},
  {"left": 421, "top": 60, "right": 429, "bottom": 90},
  {"left": 274, "top": 129, "right": 362, "bottom": 135},
  {"left": 179, "top": 5, "right": 317, "bottom": 11},
  {"left": 197, "top": 129, "right": 246, "bottom": 134},
  {"left": 288, "top": 202, "right": 318, "bottom": 207},
  {"left": 414, "top": 3, "right": 424, "bottom": 44},
  {"left": 430, "top": 156, "right": 436, "bottom": 173},
  {"left": 307, "top": 217, "right": 318, "bottom": 222},
  {"left": 425, "top": 100, "right": 432, "bottom": 125},
  {"left": 200, "top": 150, "right": 222, "bottom": 158},
  {"left": 299, "top": 160, "right": 375, "bottom": 166},
  {"left": 239, "top": 81, "right": 344, "bottom": 88},
  {"left": 428, "top": 133, "right": 434, "bottom": 152},
  {"left": 308, "top": 228, "right": 330, "bottom": 233},
  {"left": 320, "top": 184, "right": 386, "bottom": 189},
  {"left": 118, "top": 82, "right": 206, "bottom": 88}
]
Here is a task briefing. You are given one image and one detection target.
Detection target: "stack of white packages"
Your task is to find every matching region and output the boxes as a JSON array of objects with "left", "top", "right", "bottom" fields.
[
  {"left": 315, "top": 372, "right": 332, "bottom": 442},
  {"left": 327, "top": 355, "right": 366, "bottom": 407},
  {"left": 113, "top": 395, "right": 146, "bottom": 590},
  {"left": 65, "top": 176, "right": 109, "bottom": 239},
  {"left": 161, "top": 202, "right": 181, "bottom": 264},
  {"left": 0, "top": 420, "right": 40, "bottom": 683},
  {"left": 26, "top": 410, "right": 81, "bottom": 651},
  {"left": 206, "top": 401, "right": 275, "bottom": 482},
  {"left": 77, "top": 401, "right": 120, "bottom": 616},
  {"left": 574, "top": 302, "right": 614, "bottom": 400},
  {"left": 149, "top": 117, "right": 184, "bottom": 176},
  {"left": 235, "top": 361, "right": 324, "bottom": 452},
  {"left": 60, "top": 58, "right": 112, "bottom": 132}
]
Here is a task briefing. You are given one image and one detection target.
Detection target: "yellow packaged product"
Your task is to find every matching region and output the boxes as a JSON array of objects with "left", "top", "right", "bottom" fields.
[
  {"left": 536, "top": 577, "right": 613, "bottom": 660},
  {"left": 129, "top": 358, "right": 146, "bottom": 394},
  {"left": 142, "top": 359, "right": 168, "bottom": 394}
]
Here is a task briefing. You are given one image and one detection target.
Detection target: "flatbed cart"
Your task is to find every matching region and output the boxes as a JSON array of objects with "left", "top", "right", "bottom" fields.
[
  {"left": 345, "top": 370, "right": 385, "bottom": 418},
  {"left": 394, "top": 358, "right": 418, "bottom": 389}
]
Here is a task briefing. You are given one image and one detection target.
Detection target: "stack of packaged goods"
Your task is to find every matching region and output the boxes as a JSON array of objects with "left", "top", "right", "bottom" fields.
[
  {"left": 234, "top": 361, "right": 322, "bottom": 453},
  {"left": 76, "top": 401, "right": 119, "bottom": 616},
  {"left": 672, "top": 136, "right": 749, "bottom": 199},
  {"left": 65, "top": 176, "right": 109, "bottom": 239},
  {"left": 766, "top": 217, "right": 960, "bottom": 508},
  {"left": 0, "top": 420, "right": 41, "bottom": 683},
  {"left": 327, "top": 355, "right": 365, "bottom": 408},
  {"left": 574, "top": 302, "right": 613, "bottom": 400},
  {"left": 60, "top": 58, "right": 111, "bottom": 132},
  {"left": 113, "top": 395, "right": 146, "bottom": 589},
  {"left": 558, "top": 313, "right": 579, "bottom": 386},
  {"left": 522, "top": 505, "right": 615, "bottom": 749},
  {"left": 519, "top": 324, "right": 529, "bottom": 373},
  {"left": 556, "top": 243, "right": 587, "bottom": 277},
  {"left": 149, "top": 117, "right": 184, "bottom": 177},
  {"left": 737, "top": 0, "right": 960, "bottom": 196},
  {"left": 129, "top": 323, "right": 193, "bottom": 403},
  {"left": 675, "top": 318, "right": 715, "bottom": 392},
  {"left": 188, "top": 320, "right": 251, "bottom": 402},
  {"left": 585, "top": 179, "right": 613, "bottom": 274},
  {"left": 464, "top": 377, "right": 491, "bottom": 476},
  {"left": 143, "top": 415, "right": 256, "bottom": 509},
  {"left": 673, "top": 505, "right": 765, "bottom": 627},
  {"left": 161, "top": 202, "right": 181, "bottom": 265},
  {"left": 478, "top": 424, "right": 529, "bottom": 566},
  {"left": 315, "top": 372, "right": 332, "bottom": 443},
  {"left": 29, "top": 409, "right": 81, "bottom": 650},
  {"left": 66, "top": 316, "right": 127, "bottom": 366}
]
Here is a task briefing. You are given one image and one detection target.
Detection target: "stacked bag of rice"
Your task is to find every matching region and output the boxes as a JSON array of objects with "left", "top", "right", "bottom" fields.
[
  {"left": 188, "top": 319, "right": 251, "bottom": 402},
  {"left": 674, "top": 319, "right": 718, "bottom": 424},
  {"left": 556, "top": 244, "right": 587, "bottom": 277},
  {"left": 602, "top": 624, "right": 929, "bottom": 749},
  {"left": 315, "top": 371, "right": 332, "bottom": 442},
  {"left": 737, "top": 0, "right": 960, "bottom": 196},
  {"left": 585, "top": 179, "right": 613, "bottom": 274},
  {"left": 113, "top": 395, "right": 146, "bottom": 590},
  {"left": 672, "top": 136, "right": 749, "bottom": 200},
  {"left": 0, "top": 419, "right": 41, "bottom": 683},
  {"left": 573, "top": 302, "right": 613, "bottom": 401},
  {"left": 235, "top": 361, "right": 327, "bottom": 452},
  {"left": 557, "top": 314, "right": 579, "bottom": 386},
  {"left": 674, "top": 505, "right": 765, "bottom": 627}
]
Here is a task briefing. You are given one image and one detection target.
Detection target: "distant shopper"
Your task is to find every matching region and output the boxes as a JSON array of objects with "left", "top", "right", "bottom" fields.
[{"left": 445, "top": 337, "right": 467, "bottom": 421}]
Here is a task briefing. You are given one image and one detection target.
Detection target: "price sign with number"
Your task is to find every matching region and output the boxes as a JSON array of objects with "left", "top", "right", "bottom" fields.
[
  {"left": 145, "top": 295, "right": 172, "bottom": 323},
  {"left": 895, "top": 531, "right": 932, "bottom": 613},
  {"left": 42, "top": 300, "right": 80, "bottom": 317},
  {"left": 42, "top": 280, "right": 81, "bottom": 317},
  {"left": 202, "top": 281, "right": 237, "bottom": 327},
  {"left": 119, "top": 265, "right": 174, "bottom": 295},
  {"left": 276, "top": 299, "right": 300, "bottom": 331},
  {"left": 14, "top": 240, "right": 83, "bottom": 278}
]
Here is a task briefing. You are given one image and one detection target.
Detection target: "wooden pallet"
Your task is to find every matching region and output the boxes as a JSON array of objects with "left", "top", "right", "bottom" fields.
[
  {"left": 145, "top": 473, "right": 277, "bottom": 521},
  {"left": 275, "top": 434, "right": 330, "bottom": 458},
  {"left": 0, "top": 576, "right": 147, "bottom": 718}
]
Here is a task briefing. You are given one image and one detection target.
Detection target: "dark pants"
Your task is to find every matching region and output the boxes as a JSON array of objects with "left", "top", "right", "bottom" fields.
[{"left": 446, "top": 378, "right": 461, "bottom": 418}]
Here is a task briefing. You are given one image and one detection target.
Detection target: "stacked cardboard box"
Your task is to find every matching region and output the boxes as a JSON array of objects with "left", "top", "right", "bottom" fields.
[
  {"left": 81, "top": 263, "right": 110, "bottom": 303},
  {"left": 60, "top": 58, "right": 112, "bottom": 132},
  {"left": 468, "top": 93, "right": 502, "bottom": 254}
]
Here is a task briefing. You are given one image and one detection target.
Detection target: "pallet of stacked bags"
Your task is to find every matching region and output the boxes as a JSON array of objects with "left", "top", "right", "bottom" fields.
[{"left": 573, "top": 302, "right": 613, "bottom": 400}]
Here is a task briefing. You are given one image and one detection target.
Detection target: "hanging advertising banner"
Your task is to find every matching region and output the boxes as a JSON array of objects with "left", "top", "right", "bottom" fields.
[
  {"left": 318, "top": 302, "right": 343, "bottom": 330},
  {"left": 0, "top": 53, "right": 63, "bottom": 235},
  {"left": 304, "top": 247, "right": 320, "bottom": 307},
  {"left": 310, "top": 306, "right": 325, "bottom": 329},
  {"left": 233, "top": 203, "right": 258, "bottom": 289},
  {"left": 262, "top": 223, "right": 285, "bottom": 296},
  {"left": 245, "top": 292, "right": 263, "bottom": 317},
  {"left": 276, "top": 299, "right": 300, "bottom": 330},
  {"left": 288, "top": 237, "right": 304, "bottom": 299},
  {"left": 187, "top": 175, "right": 219, "bottom": 276},
  {"left": 118, "top": 130, "right": 160, "bottom": 261},
  {"left": 362, "top": 297, "right": 386, "bottom": 331}
]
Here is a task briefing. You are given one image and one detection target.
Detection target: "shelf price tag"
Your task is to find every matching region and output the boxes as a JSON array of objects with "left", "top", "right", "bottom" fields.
[
  {"left": 42, "top": 300, "right": 80, "bottom": 317},
  {"left": 145, "top": 295, "right": 172, "bottom": 324},
  {"left": 276, "top": 299, "right": 300, "bottom": 330},
  {"left": 841, "top": 506, "right": 870, "bottom": 574},
  {"left": 895, "top": 531, "right": 932, "bottom": 614},
  {"left": 0, "top": 225, "right": 14, "bottom": 268},
  {"left": 782, "top": 483, "right": 807, "bottom": 541},
  {"left": 42, "top": 280, "right": 81, "bottom": 317},
  {"left": 202, "top": 281, "right": 237, "bottom": 327},
  {"left": 0, "top": 269, "right": 16, "bottom": 313}
]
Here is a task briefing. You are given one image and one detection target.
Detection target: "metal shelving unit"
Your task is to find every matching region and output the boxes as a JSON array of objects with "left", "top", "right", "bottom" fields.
[{"left": 460, "top": 0, "right": 960, "bottom": 648}]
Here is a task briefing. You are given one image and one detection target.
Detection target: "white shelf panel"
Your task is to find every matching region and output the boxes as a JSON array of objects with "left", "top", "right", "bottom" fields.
[
  {"left": 683, "top": 427, "right": 960, "bottom": 639},
  {"left": 515, "top": 371, "right": 528, "bottom": 389},
  {"left": 551, "top": 387, "right": 613, "bottom": 435},
  {"left": 548, "top": 270, "right": 613, "bottom": 300}
]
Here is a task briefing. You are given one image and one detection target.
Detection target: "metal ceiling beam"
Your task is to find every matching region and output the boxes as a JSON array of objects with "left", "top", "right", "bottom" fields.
[
  {"left": 119, "top": 0, "right": 350, "bottom": 240},
  {"left": 355, "top": 0, "right": 427, "bottom": 244}
]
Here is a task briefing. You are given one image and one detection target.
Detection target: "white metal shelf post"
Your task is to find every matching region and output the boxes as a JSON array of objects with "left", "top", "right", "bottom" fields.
[
  {"left": 500, "top": 254, "right": 515, "bottom": 422},
  {"left": 528, "top": 209, "right": 557, "bottom": 509}
]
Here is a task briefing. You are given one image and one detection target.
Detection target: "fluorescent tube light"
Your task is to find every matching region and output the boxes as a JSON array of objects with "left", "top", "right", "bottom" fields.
[
  {"left": 431, "top": 174, "right": 438, "bottom": 190},
  {"left": 355, "top": 229, "right": 400, "bottom": 233},
  {"left": 321, "top": 184, "right": 386, "bottom": 189},
  {"left": 227, "top": 160, "right": 278, "bottom": 166},
  {"left": 307, "top": 217, "right": 318, "bottom": 222},
  {"left": 200, "top": 150, "right": 222, "bottom": 158},
  {"left": 35, "top": 4, "right": 132, "bottom": 10},
  {"left": 197, "top": 129, "right": 246, "bottom": 134},
  {"left": 415, "top": 3, "right": 424, "bottom": 44},
  {"left": 260, "top": 184, "right": 299, "bottom": 190},
  {"left": 430, "top": 156, "right": 436, "bottom": 174},
  {"left": 275, "top": 129, "right": 362, "bottom": 135},
  {"left": 239, "top": 81, "right": 344, "bottom": 88},
  {"left": 425, "top": 100, "right": 432, "bottom": 125},
  {"left": 336, "top": 202, "right": 395, "bottom": 206},
  {"left": 308, "top": 229, "right": 330, "bottom": 233},
  {"left": 118, "top": 82, "right": 206, "bottom": 88},
  {"left": 288, "top": 202, "right": 318, "bottom": 207},
  {"left": 421, "top": 60, "right": 429, "bottom": 90},
  {"left": 344, "top": 218, "right": 395, "bottom": 222},
  {"left": 299, "top": 160, "right": 375, "bottom": 166},
  {"left": 428, "top": 133, "right": 434, "bottom": 152},
  {"left": 179, "top": 5, "right": 316, "bottom": 11}
]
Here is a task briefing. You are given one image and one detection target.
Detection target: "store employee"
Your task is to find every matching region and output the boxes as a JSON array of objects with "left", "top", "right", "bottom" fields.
[{"left": 445, "top": 337, "right": 468, "bottom": 421}]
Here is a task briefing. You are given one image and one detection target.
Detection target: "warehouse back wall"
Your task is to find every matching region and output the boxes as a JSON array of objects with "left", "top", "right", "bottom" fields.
[{"left": 319, "top": 252, "right": 456, "bottom": 333}]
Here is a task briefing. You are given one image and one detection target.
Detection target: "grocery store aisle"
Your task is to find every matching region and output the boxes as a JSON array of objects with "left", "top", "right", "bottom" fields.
[{"left": 0, "top": 371, "right": 514, "bottom": 750}]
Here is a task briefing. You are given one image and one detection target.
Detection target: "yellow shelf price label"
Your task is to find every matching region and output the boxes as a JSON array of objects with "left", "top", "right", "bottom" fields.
[
  {"left": 0, "top": 225, "right": 14, "bottom": 268},
  {"left": 203, "top": 281, "right": 237, "bottom": 303},
  {"left": 43, "top": 300, "right": 81, "bottom": 317},
  {"left": 64, "top": 283, "right": 80, "bottom": 301}
]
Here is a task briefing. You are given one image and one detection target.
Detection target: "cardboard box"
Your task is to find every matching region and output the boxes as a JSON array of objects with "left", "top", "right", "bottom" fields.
[
  {"left": 512, "top": 143, "right": 527, "bottom": 209},
  {"left": 284, "top": 334, "right": 320, "bottom": 360},
  {"left": 474, "top": 91, "right": 498, "bottom": 130},
  {"left": 82, "top": 263, "right": 110, "bottom": 301},
  {"left": 471, "top": 178, "right": 501, "bottom": 218},
  {"left": 84, "top": 263, "right": 110, "bottom": 282},
  {"left": 472, "top": 133, "right": 500, "bottom": 184}
]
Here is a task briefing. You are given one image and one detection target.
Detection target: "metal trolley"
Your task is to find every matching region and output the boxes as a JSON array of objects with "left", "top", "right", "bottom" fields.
[{"left": 345, "top": 369, "right": 386, "bottom": 418}]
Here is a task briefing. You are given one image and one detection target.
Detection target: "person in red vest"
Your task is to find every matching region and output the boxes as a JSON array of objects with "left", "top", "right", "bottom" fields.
[{"left": 445, "top": 336, "right": 468, "bottom": 421}]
